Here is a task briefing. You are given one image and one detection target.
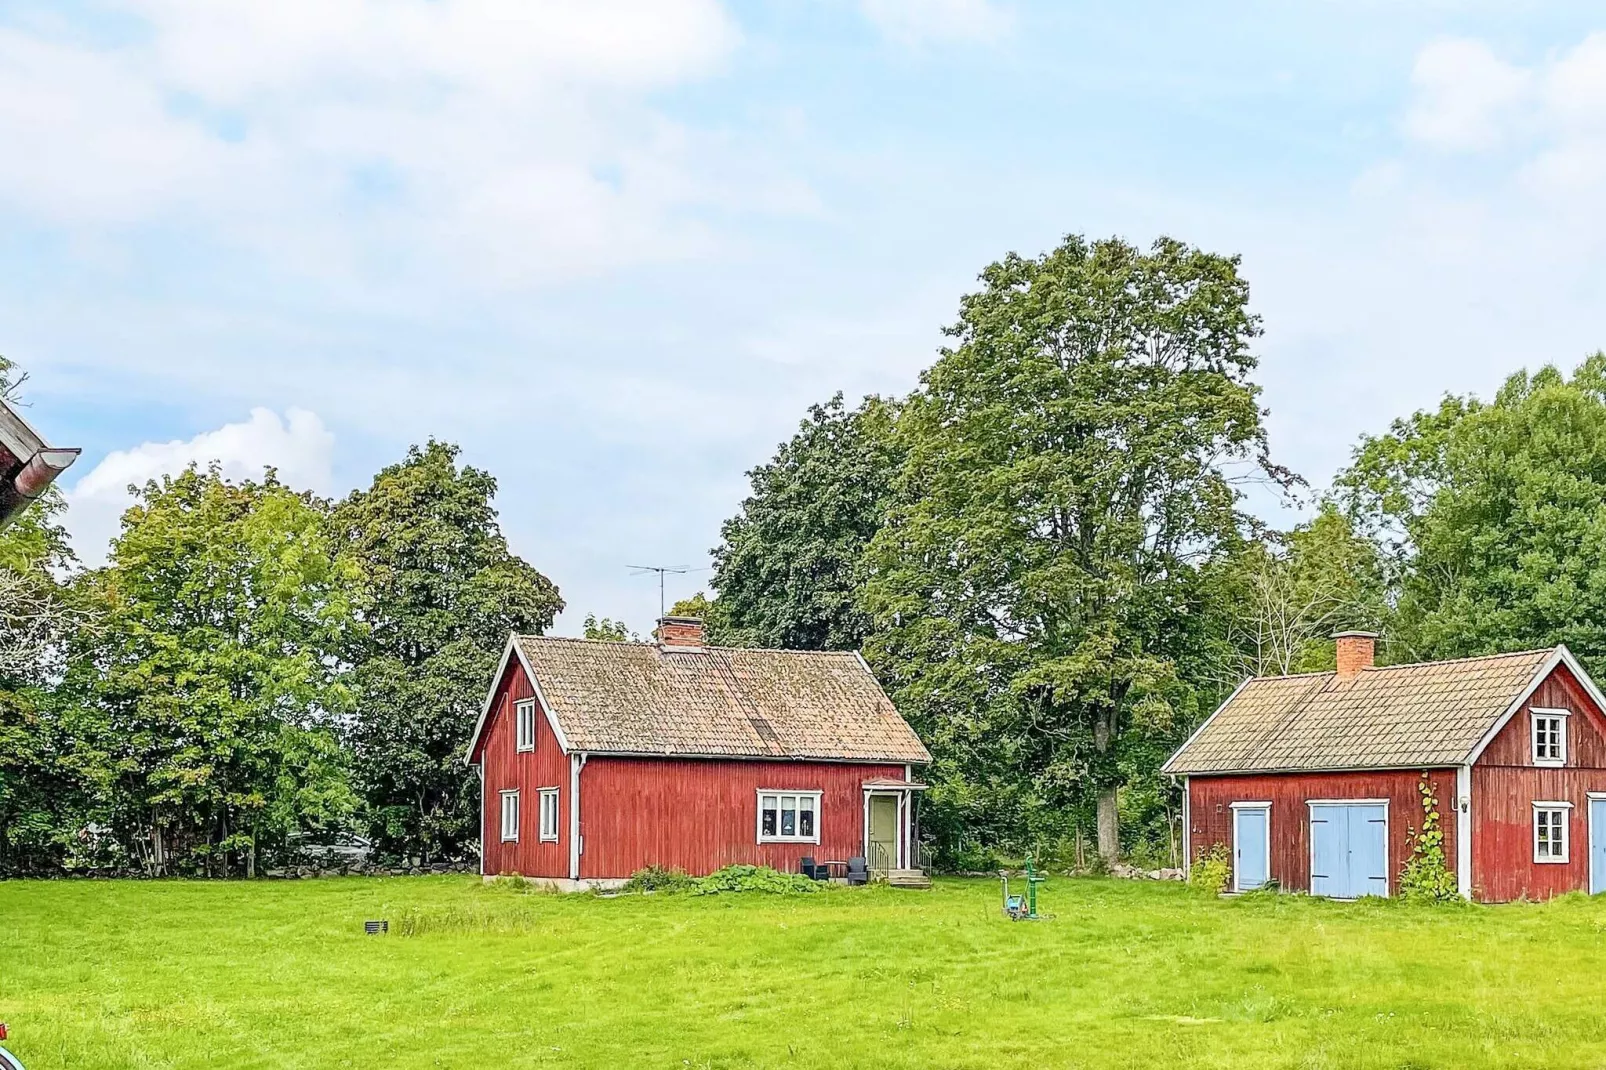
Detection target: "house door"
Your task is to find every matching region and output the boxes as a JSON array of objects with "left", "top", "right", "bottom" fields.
[
  {"left": 1232, "top": 805, "right": 1270, "bottom": 892},
  {"left": 1591, "top": 797, "right": 1606, "bottom": 894},
  {"left": 867, "top": 794, "right": 899, "bottom": 873},
  {"left": 1309, "top": 802, "right": 1388, "bottom": 898}
]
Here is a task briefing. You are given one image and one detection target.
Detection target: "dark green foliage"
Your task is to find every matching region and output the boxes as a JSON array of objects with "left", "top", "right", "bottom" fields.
[
  {"left": 621, "top": 864, "right": 697, "bottom": 893},
  {"left": 333, "top": 441, "right": 562, "bottom": 863},
  {"left": 1337, "top": 355, "right": 1606, "bottom": 669},
  {"left": 622, "top": 863, "right": 822, "bottom": 896},
  {"left": 583, "top": 614, "right": 636, "bottom": 642},
  {"left": 710, "top": 394, "right": 900, "bottom": 651},
  {"left": 864, "top": 235, "right": 1279, "bottom": 864}
]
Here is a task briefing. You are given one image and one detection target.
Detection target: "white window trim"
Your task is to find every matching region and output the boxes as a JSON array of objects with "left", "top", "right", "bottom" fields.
[
  {"left": 1533, "top": 800, "right": 1573, "bottom": 864},
  {"left": 1530, "top": 707, "right": 1569, "bottom": 767},
  {"left": 756, "top": 789, "right": 822, "bottom": 844},
  {"left": 538, "top": 787, "right": 561, "bottom": 843},
  {"left": 499, "top": 789, "right": 520, "bottom": 843},
  {"left": 1230, "top": 802, "right": 1271, "bottom": 894},
  {"left": 515, "top": 699, "right": 537, "bottom": 753}
]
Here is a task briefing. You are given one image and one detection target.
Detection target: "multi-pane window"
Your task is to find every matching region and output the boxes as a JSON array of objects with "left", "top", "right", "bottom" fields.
[
  {"left": 515, "top": 699, "right": 537, "bottom": 752},
  {"left": 757, "top": 791, "right": 820, "bottom": 843},
  {"left": 539, "top": 788, "right": 560, "bottom": 842},
  {"left": 1531, "top": 710, "right": 1567, "bottom": 766},
  {"left": 500, "top": 790, "right": 520, "bottom": 842},
  {"left": 1534, "top": 804, "right": 1570, "bottom": 863}
]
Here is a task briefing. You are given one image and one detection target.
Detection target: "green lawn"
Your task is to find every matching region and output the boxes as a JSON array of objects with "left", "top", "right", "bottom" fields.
[{"left": 3, "top": 876, "right": 1606, "bottom": 1069}]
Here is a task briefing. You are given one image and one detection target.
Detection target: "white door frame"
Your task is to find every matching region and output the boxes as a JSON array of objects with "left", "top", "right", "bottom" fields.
[
  {"left": 862, "top": 790, "right": 907, "bottom": 870},
  {"left": 1230, "top": 801, "right": 1272, "bottom": 893}
]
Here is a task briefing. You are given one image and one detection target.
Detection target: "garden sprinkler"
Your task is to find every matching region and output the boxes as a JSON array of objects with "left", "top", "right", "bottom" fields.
[
  {"left": 999, "top": 858, "right": 1049, "bottom": 921},
  {"left": 0, "top": 1022, "right": 26, "bottom": 1070}
]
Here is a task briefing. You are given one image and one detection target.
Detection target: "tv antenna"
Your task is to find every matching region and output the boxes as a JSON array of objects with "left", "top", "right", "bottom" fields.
[{"left": 628, "top": 564, "right": 691, "bottom": 621}]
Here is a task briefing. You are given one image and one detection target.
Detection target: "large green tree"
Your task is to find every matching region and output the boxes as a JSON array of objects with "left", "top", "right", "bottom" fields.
[
  {"left": 332, "top": 441, "right": 562, "bottom": 862},
  {"left": 710, "top": 394, "right": 900, "bottom": 650},
  {"left": 64, "top": 466, "right": 360, "bottom": 876},
  {"left": 1337, "top": 355, "right": 1606, "bottom": 667},
  {"left": 864, "top": 235, "right": 1279, "bottom": 864}
]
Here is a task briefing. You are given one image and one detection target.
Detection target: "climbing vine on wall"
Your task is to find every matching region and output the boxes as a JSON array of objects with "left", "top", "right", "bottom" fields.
[{"left": 1398, "top": 775, "right": 1460, "bottom": 902}]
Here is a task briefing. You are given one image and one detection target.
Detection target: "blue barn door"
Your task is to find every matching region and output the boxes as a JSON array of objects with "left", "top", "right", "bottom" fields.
[
  {"left": 1591, "top": 797, "right": 1606, "bottom": 894},
  {"left": 1233, "top": 805, "right": 1270, "bottom": 892},
  {"left": 1310, "top": 802, "right": 1388, "bottom": 898}
]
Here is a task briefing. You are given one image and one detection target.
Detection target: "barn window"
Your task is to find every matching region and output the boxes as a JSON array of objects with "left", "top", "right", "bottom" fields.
[
  {"left": 757, "top": 790, "right": 821, "bottom": 843},
  {"left": 1533, "top": 802, "right": 1571, "bottom": 863},
  {"left": 539, "top": 788, "right": 560, "bottom": 842},
  {"left": 515, "top": 700, "right": 537, "bottom": 752},
  {"left": 500, "top": 790, "right": 520, "bottom": 842},
  {"left": 1530, "top": 709, "right": 1568, "bottom": 766}
]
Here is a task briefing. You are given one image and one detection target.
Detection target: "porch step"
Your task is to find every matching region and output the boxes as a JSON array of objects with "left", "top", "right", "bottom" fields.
[{"left": 887, "top": 869, "right": 932, "bottom": 889}]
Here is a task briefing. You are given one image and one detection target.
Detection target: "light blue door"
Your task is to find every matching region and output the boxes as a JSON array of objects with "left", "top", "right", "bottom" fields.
[
  {"left": 1234, "top": 806, "right": 1270, "bottom": 891},
  {"left": 1591, "top": 798, "right": 1606, "bottom": 894},
  {"left": 1310, "top": 803, "right": 1388, "bottom": 898}
]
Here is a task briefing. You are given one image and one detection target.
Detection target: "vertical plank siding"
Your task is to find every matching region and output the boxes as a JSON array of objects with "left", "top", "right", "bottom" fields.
[
  {"left": 579, "top": 757, "right": 905, "bottom": 880},
  {"left": 1471, "top": 662, "right": 1606, "bottom": 902},
  {"left": 476, "top": 658, "right": 571, "bottom": 879},
  {"left": 1188, "top": 769, "right": 1456, "bottom": 896}
]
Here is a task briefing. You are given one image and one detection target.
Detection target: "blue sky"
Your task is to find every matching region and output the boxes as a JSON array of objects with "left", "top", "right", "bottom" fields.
[{"left": 3, "top": 0, "right": 1605, "bottom": 634}]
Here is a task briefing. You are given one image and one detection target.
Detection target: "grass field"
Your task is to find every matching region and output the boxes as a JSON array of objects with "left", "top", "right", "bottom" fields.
[{"left": 5, "top": 876, "right": 1606, "bottom": 1069}]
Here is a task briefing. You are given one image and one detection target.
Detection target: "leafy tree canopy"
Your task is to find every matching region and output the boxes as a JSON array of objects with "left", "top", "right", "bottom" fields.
[
  {"left": 710, "top": 394, "right": 900, "bottom": 651},
  {"left": 863, "top": 235, "right": 1278, "bottom": 862},
  {"left": 332, "top": 441, "right": 562, "bottom": 861}
]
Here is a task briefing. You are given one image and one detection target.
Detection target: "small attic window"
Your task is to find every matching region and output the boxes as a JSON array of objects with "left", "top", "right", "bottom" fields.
[
  {"left": 1531, "top": 708, "right": 1568, "bottom": 767},
  {"left": 515, "top": 699, "right": 537, "bottom": 753}
]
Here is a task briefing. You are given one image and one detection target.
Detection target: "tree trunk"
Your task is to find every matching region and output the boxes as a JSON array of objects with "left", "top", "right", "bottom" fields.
[{"left": 1096, "top": 786, "right": 1119, "bottom": 865}]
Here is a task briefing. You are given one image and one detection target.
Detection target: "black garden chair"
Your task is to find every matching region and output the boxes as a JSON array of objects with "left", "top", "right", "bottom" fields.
[{"left": 846, "top": 856, "right": 869, "bottom": 886}]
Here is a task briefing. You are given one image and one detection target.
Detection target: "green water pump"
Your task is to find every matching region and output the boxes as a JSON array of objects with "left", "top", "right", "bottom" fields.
[{"left": 1000, "top": 858, "right": 1047, "bottom": 920}]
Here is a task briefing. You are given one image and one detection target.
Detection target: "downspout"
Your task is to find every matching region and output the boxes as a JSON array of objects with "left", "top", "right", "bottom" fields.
[
  {"left": 1177, "top": 774, "right": 1191, "bottom": 880},
  {"left": 569, "top": 752, "right": 588, "bottom": 882},
  {"left": 1456, "top": 764, "right": 1472, "bottom": 899},
  {"left": 477, "top": 763, "right": 486, "bottom": 879}
]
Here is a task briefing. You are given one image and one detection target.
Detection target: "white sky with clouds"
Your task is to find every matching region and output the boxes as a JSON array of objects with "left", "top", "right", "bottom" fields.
[{"left": 5, "top": 1, "right": 1606, "bottom": 633}]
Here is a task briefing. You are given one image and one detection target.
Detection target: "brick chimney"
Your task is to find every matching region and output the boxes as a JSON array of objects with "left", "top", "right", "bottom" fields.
[
  {"left": 1334, "top": 631, "right": 1378, "bottom": 679},
  {"left": 658, "top": 616, "right": 706, "bottom": 649}
]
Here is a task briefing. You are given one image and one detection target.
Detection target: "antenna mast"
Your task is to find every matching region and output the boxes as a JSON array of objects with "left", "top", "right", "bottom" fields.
[{"left": 628, "top": 564, "right": 690, "bottom": 621}]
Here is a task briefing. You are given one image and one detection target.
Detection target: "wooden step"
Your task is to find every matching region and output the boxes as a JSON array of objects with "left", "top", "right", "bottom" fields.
[{"left": 887, "top": 869, "right": 932, "bottom": 889}]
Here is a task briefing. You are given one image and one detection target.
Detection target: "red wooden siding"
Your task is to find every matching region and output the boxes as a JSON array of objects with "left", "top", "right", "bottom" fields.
[
  {"left": 578, "top": 757, "right": 906, "bottom": 880},
  {"left": 477, "top": 657, "right": 571, "bottom": 879},
  {"left": 1471, "top": 661, "right": 1606, "bottom": 902},
  {"left": 1188, "top": 769, "right": 1457, "bottom": 895}
]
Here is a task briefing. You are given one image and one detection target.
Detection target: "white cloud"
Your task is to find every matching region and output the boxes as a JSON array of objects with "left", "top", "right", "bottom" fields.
[
  {"left": 63, "top": 408, "right": 335, "bottom": 566},
  {"left": 859, "top": 0, "right": 1013, "bottom": 46},
  {"left": 1402, "top": 38, "right": 1531, "bottom": 151},
  {"left": 0, "top": 1, "right": 758, "bottom": 287}
]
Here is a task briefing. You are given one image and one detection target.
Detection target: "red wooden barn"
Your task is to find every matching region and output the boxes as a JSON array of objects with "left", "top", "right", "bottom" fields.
[
  {"left": 465, "top": 616, "right": 932, "bottom": 889},
  {"left": 1165, "top": 633, "right": 1606, "bottom": 902}
]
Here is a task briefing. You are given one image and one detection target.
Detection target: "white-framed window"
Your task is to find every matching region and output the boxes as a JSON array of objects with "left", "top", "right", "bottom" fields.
[
  {"left": 515, "top": 699, "right": 537, "bottom": 753},
  {"left": 757, "top": 790, "right": 821, "bottom": 843},
  {"left": 1531, "top": 708, "right": 1568, "bottom": 766},
  {"left": 1533, "top": 801, "right": 1572, "bottom": 863},
  {"left": 539, "top": 788, "right": 560, "bottom": 842},
  {"left": 500, "top": 790, "right": 520, "bottom": 842}
]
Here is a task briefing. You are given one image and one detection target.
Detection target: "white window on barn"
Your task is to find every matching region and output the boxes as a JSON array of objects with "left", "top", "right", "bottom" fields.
[
  {"left": 515, "top": 699, "right": 537, "bottom": 752},
  {"left": 500, "top": 790, "right": 520, "bottom": 842},
  {"left": 539, "top": 788, "right": 560, "bottom": 842},
  {"left": 1533, "top": 802, "right": 1571, "bottom": 863},
  {"left": 1531, "top": 709, "right": 1568, "bottom": 766},
  {"left": 757, "top": 790, "right": 821, "bottom": 844}
]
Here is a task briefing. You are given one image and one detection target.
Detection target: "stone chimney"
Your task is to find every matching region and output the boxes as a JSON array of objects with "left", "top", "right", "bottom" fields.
[
  {"left": 658, "top": 616, "right": 706, "bottom": 649},
  {"left": 1334, "top": 631, "right": 1378, "bottom": 679}
]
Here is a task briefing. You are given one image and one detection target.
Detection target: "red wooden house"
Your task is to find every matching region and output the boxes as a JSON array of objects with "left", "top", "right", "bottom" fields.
[
  {"left": 465, "top": 617, "right": 932, "bottom": 889},
  {"left": 1165, "top": 633, "right": 1606, "bottom": 902}
]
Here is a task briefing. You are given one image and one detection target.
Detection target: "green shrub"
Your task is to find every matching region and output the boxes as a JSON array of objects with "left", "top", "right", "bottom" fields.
[
  {"left": 1188, "top": 843, "right": 1231, "bottom": 895},
  {"left": 691, "top": 864, "right": 822, "bottom": 896},
  {"left": 622, "top": 865, "right": 697, "bottom": 894}
]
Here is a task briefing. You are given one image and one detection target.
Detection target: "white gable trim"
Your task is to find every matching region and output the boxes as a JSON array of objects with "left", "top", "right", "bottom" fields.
[
  {"left": 1463, "top": 646, "right": 1606, "bottom": 766},
  {"left": 1161, "top": 675, "right": 1254, "bottom": 776},
  {"left": 462, "top": 634, "right": 572, "bottom": 766}
]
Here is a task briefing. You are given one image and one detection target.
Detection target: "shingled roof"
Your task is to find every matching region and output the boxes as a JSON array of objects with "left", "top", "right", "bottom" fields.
[
  {"left": 1163, "top": 647, "right": 1588, "bottom": 776},
  {"left": 473, "top": 635, "right": 931, "bottom": 764}
]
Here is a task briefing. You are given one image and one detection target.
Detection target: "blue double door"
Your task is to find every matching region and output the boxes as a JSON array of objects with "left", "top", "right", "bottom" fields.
[{"left": 1309, "top": 802, "right": 1388, "bottom": 898}]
